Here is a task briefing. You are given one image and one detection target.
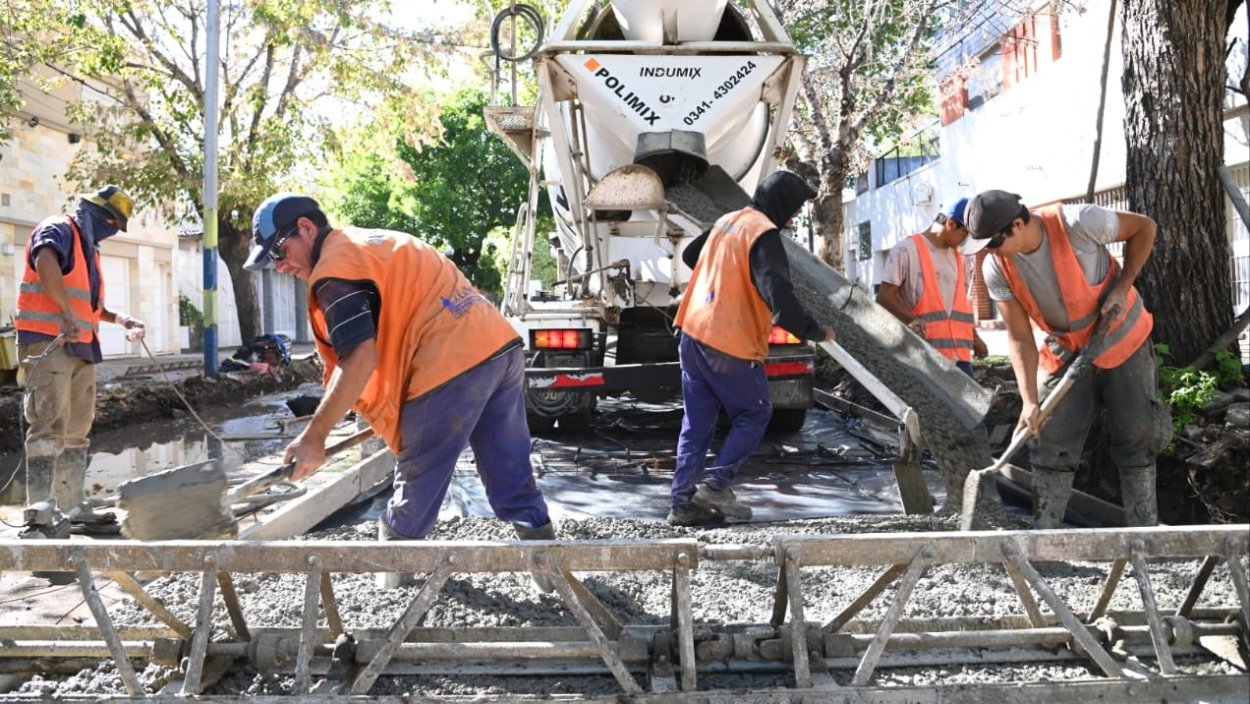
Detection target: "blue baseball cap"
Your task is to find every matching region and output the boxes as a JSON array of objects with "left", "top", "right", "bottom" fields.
[
  {"left": 939, "top": 197, "right": 969, "bottom": 226},
  {"left": 245, "top": 193, "right": 320, "bottom": 270}
]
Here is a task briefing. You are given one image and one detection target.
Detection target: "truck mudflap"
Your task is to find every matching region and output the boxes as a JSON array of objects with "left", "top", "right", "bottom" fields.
[{"left": 525, "top": 354, "right": 815, "bottom": 394}]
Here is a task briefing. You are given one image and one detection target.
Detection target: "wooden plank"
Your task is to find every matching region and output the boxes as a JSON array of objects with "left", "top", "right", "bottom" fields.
[{"left": 240, "top": 449, "right": 395, "bottom": 540}]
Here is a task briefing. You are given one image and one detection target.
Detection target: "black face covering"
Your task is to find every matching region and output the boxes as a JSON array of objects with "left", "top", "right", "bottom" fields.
[
  {"left": 751, "top": 172, "right": 817, "bottom": 229},
  {"left": 76, "top": 201, "right": 120, "bottom": 247}
]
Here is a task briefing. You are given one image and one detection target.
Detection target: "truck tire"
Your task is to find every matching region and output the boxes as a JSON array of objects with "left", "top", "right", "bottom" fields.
[{"left": 768, "top": 409, "right": 807, "bottom": 434}]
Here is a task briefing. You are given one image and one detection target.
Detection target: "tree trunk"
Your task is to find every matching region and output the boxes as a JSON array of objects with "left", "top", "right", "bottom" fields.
[
  {"left": 1121, "top": 0, "right": 1233, "bottom": 365},
  {"left": 217, "top": 219, "right": 261, "bottom": 345},
  {"left": 814, "top": 147, "right": 850, "bottom": 271}
]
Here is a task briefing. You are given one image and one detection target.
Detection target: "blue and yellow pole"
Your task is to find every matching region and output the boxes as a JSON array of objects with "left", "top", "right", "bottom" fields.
[{"left": 202, "top": 0, "right": 220, "bottom": 375}]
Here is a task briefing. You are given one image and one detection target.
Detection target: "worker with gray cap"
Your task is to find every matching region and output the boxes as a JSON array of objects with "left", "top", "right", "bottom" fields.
[
  {"left": 14, "top": 185, "right": 147, "bottom": 534},
  {"left": 960, "top": 189, "right": 1169, "bottom": 528}
]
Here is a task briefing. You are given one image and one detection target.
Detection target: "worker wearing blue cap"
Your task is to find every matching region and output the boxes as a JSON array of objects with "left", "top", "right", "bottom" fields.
[{"left": 876, "top": 197, "right": 988, "bottom": 376}]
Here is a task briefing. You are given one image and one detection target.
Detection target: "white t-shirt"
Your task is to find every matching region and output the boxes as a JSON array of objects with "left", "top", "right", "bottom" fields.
[
  {"left": 881, "top": 234, "right": 963, "bottom": 313},
  {"left": 982, "top": 204, "right": 1121, "bottom": 330}
]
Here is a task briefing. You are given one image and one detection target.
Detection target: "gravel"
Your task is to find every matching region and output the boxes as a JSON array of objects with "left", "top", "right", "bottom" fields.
[{"left": 15, "top": 513, "right": 1236, "bottom": 698}]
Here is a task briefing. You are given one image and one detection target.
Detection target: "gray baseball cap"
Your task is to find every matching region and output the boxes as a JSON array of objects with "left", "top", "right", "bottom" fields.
[{"left": 960, "top": 190, "right": 1024, "bottom": 256}]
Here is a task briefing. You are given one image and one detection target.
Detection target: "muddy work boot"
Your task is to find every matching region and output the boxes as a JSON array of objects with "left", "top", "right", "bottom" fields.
[
  {"left": 1031, "top": 468, "right": 1075, "bottom": 530},
  {"left": 514, "top": 522, "right": 558, "bottom": 594},
  {"left": 376, "top": 516, "right": 418, "bottom": 589},
  {"left": 1119, "top": 466, "right": 1158, "bottom": 527},
  {"left": 692, "top": 482, "right": 752, "bottom": 520},
  {"left": 24, "top": 454, "right": 56, "bottom": 508},
  {"left": 667, "top": 502, "right": 726, "bottom": 527}
]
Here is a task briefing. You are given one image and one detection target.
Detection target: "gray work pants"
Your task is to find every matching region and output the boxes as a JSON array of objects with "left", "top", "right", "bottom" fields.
[{"left": 1031, "top": 338, "right": 1171, "bottom": 474}]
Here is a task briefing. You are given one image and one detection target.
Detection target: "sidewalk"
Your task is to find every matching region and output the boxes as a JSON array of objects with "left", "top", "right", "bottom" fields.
[{"left": 93, "top": 341, "right": 318, "bottom": 384}]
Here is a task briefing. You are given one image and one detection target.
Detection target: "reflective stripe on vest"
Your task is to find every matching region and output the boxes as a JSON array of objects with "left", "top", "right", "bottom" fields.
[
  {"left": 673, "top": 207, "right": 777, "bottom": 362},
  {"left": 15, "top": 217, "right": 100, "bottom": 343},
  {"left": 997, "top": 205, "right": 1153, "bottom": 373},
  {"left": 308, "top": 228, "right": 521, "bottom": 453},
  {"left": 907, "top": 234, "right": 975, "bottom": 362}
]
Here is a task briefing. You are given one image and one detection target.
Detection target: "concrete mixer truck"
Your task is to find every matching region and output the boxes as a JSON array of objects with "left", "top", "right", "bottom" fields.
[{"left": 485, "top": 0, "right": 815, "bottom": 432}]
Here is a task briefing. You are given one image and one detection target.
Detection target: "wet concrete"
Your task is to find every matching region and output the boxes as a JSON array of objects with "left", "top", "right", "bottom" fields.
[{"left": 316, "top": 398, "right": 983, "bottom": 533}]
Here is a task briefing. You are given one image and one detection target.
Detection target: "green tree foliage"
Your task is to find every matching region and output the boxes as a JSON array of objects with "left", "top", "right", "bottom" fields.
[
  {"left": 5, "top": 0, "right": 463, "bottom": 342},
  {"left": 325, "top": 90, "right": 538, "bottom": 296}
]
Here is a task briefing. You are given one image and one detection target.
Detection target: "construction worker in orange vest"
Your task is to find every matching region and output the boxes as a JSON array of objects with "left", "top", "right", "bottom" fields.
[
  {"left": 876, "top": 197, "right": 988, "bottom": 376},
  {"left": 960, "top": 190, "right": 1168, "bottom": 528},
  {"left": 14, "top": 186, "right": 146, "bottom": 529},
  {"left": 669, "top": 171, "right": 835, "bottom": 526},
  {"left": 245, "top": 194, "right": 554, "bottom": 589}
]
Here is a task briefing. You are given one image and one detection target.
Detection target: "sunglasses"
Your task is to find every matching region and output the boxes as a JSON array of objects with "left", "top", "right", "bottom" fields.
[
  {"left": 984, "top": 226, "right": 1013, "bottom": 250},
  {"left": 267, "top": 228, "right": 296, "bottom": 262}
]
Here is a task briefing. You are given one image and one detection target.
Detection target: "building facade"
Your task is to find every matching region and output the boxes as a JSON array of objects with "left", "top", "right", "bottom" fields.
[
  {"left": 843, "top": 0, "right": 1249, "bottom": 335},
  {"left": 1, "top": 77, "right": 179, "bottom": 357}
]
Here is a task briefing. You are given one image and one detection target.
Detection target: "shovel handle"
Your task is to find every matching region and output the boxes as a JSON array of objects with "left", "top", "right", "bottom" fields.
[
  {"left": 982, "top": 307, "right": 1122, "bottom": 476},
  {"left": 225, "top": 428, "right": 375, "bottom": 504}
]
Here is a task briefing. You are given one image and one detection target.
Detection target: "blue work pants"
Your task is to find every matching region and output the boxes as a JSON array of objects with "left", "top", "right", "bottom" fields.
[
  {"left": 670, "top": 335, "right": 771, "bottom": 509},
  {"left": 385, "top": 347, "right": 550, "bottom": 538}
]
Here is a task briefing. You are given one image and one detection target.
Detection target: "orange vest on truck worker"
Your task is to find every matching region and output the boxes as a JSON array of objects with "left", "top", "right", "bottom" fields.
[
  {"left": 997, "top": 205, "right": 1153, "bottom": 374},
  {"left": 308, "top": 228, "right": 520, "bottom": 452},
  {"left": 674, "top": 207, "right": 777, "bottom": 362},
  {"left": 908, "top": 233, "right": 975, "bottom": 363},
  {"left": 15, "top": 217, "right": 101, "bottom": 344}
]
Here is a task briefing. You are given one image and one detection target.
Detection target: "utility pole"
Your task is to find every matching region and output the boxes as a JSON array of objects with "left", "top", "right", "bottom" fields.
[{"left": 202, "top": 0, "right": 220, "bottom": 375}]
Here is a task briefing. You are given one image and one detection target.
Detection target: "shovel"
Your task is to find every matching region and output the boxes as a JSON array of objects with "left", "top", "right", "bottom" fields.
[
  {"left": 958, "top": 308, "right": 1120, "bottom": 532},
  {"left": 118, "top": 428, "right": 374, "bottom": 540}
]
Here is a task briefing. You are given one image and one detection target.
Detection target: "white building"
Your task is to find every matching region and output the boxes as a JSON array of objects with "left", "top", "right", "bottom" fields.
[{"left": 843, "top": 0, "right": 1249, "bottom": 328}]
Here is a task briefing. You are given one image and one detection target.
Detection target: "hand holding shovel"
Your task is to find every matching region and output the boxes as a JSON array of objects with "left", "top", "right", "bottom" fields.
[{"left": 958, "top": 306, "right": 1120, "bottom": 531}]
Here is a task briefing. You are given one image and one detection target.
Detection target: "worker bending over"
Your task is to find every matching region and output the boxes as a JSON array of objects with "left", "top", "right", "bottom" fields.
[
  {"left": 246, "top": 194, "right": 554, "bottom": 587},
  {"left": 669, "top": 171, "right": 835, "bottom": 527},
  {"left": 876, "top": 197, "right": 987, "bottom": 376},
  {"left": 960, "top": 190, "right": 1169, "bottom": 528}
]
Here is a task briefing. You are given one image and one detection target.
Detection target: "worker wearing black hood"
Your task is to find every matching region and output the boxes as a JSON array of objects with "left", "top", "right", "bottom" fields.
[{"left": 669, "top": 171, "right": 834, "bottom": 526}]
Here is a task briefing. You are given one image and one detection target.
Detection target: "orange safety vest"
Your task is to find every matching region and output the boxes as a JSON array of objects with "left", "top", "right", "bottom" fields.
[
  {"left": 997, "top": 205, "right": 1153, "bottom": 374},
  {"left": 15, "top": 217, "right": 101, "bottom": 344},
  {"left": 674, "top": 207, "right": 777, "bottom": 362},
  {"left": 309, "top": 228, "right": 520, "bottom": 452},
  {"left": 908, "top": 234, "right": 975, "bottom": 362}
]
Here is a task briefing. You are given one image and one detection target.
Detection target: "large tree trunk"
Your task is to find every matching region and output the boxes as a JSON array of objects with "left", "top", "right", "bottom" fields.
[
  {"left": 814, "top": 147, "right": 850, "bottom": 271},
  {"left": 1121, "top": 0, "right": 1233, "bottom": 365},
  {"left": 217, "top": 220, "right": 261, "bottom": 345}
]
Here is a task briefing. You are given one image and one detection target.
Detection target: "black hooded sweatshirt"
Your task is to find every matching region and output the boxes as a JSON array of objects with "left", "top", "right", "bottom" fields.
[{"left": 680, "top": 172, "right": 825, "bottom": 342}]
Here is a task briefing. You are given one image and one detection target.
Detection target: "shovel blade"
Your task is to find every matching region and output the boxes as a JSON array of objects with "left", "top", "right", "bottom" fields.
[{"left": 116, "top": 460, "right": 238, "bottom": 540}]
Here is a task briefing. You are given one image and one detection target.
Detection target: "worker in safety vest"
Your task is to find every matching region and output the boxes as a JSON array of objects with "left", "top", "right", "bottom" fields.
[
  {"left": 15, "top": 185, "right": 146, "bottom": 523},
  {"left": 669, "top": 171, "right": 835, "bottom": 527},
  {"left": 960, "top": 190, "right": 1169, "bottom": 528},
  {"left": 245, "top": 194, "right": 553, "bottom": 589},
  {"left": 876, "top": 197, "right": 987, "bottom": 376}
]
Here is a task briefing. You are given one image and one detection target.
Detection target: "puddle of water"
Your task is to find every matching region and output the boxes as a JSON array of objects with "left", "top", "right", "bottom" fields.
[{"left": 0, "top": 387, "right": 317, "bottom": 512}]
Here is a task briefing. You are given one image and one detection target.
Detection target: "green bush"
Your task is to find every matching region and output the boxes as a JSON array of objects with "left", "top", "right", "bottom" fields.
[
  {"left": 179, "top": 295, "right": 203, "bottom": 327},
  {"left": 1155, "top": 343, "right": 1242, "bottom": 432}
]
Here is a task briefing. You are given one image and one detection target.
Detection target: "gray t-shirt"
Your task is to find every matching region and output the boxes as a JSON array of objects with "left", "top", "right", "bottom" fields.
[
  {"left": 983, "top": 204, "right": 1120, "bottom": 330},
  {"left": 881, "top": 234, "right": 962, "bottom": 313}
]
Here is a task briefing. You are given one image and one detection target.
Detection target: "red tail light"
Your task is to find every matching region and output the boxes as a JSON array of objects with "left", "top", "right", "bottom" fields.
[
  {"left": 532, "top": 328, "right": 592, "bottom": 350},
  {"left": 768, "top": 326, "right": 801, "bottom": 345}
]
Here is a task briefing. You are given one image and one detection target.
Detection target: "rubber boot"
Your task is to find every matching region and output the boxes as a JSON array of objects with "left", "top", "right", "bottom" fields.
[
  {"left": 1118, "top": 466, "right": 1158, "bottom": 527},
  {"left": 514, "top": 522, "right": 557, "bottom": 594},
  {"left": 1031, "top": 468, "right": 1075, "bottom": 530},
  {"left": 53, "top": 447, "right": 112, "bottom": 525},
  {"left": 24, "top": 454, "right": 56, "bottom": 509},
  {"left": 376, "top": 516, "right": 417, "bottom": 589}
]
